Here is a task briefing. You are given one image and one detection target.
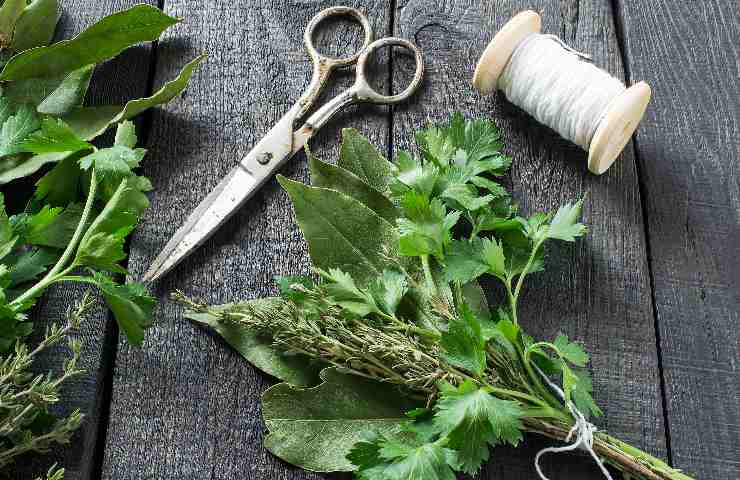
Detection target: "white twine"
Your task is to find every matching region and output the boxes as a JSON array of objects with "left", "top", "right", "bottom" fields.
[
  {"left": 533, "top": 364, "right": 614, "bottom": 480},
  {"left": 498, "top": 34, "right": 626, "bottom": 150}
]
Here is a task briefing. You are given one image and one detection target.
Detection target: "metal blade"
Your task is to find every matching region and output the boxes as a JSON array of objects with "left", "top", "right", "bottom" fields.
[
  {"left": 143, "top": 105, "right": 303, "bottom": 283},
  {"left": 142, "top": 165, "right": 258, "bottom": 282}
]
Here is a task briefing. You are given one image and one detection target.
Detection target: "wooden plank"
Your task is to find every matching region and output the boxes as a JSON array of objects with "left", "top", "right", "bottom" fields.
[
  {"left": 101, "top": 1, "right": 392, "bottom": 478},
  {"left": 13, "top": 1, "right": 157, "bottom": 479},
  {"left": 614, "top": 1, "right": 739, "bottom": 478},
  {"left": 394, "top": 0, "right": 666, "bottom": 478}
]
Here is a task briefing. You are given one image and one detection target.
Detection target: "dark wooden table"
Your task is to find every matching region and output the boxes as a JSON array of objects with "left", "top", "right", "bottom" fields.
[{"left": 16, "top": 1, "right": 738, "bottom": 479}]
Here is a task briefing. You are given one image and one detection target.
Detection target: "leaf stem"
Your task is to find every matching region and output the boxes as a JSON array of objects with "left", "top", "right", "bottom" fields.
[
  {"left": 11, "top": 169, "right": 98, "bottom": 307},
  {"left": 420, "top": 254, "right": 437, "bottom": 295}
]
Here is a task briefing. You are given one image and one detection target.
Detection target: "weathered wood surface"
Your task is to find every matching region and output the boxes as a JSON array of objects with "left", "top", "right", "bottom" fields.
[
  {"left": 11, "top": 0, "right": 737, "bottom": 479},
  {"left": 101, "top": 1, "right": 391, "bottom": 478},
  {"left": 393, "top": 0, "right": 665, "bottom": 478},
  {"left": 15, "top": 1, "right": 156, "bottom": 479},
  {"left": 615, "top": 1, "right": 739, "bottom": 479}
]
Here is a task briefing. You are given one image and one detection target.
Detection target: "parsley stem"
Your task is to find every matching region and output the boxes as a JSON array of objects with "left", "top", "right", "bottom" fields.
[
  {"left": 420, "top": 255, "right": 437, "bottom": 295},
  {"left": 513, "top": 237, "right": 545, "bottom": 301},
  {"left": 11, "top": 170, "right": 98, "bottom": 307}
]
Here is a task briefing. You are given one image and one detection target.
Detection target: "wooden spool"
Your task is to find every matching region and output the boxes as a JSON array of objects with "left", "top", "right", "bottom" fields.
[{"left": 472, "top": 10, "right": 651, "bottom": 175}]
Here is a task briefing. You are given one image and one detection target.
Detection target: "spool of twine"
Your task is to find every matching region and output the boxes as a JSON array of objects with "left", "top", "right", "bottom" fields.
[{"left": 473, "top": 11, "right": 651, "bottom": 174}]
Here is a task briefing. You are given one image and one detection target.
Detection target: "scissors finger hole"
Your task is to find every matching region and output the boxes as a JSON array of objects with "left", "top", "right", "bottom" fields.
[
  {"left": 304, "top": 7, "right": 372, "bottom": 66},
  {"left": 355, "top": 38, "right": 424, "bottom": 104}
]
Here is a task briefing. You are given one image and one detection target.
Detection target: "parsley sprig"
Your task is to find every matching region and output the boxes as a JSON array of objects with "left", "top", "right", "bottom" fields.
[{"left": 177, "top": 115, "right": 693, "bottom": 480}]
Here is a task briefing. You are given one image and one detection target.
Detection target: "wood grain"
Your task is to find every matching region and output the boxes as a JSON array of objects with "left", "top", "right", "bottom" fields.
[
  {"left": 393, "top": 0, "right": 666, "bottom": 478},
  {"left": 615, "top": 1, "right": 739, "bottom": 478},
  {"left": 13, "top": 1, "right": 157, "bottom": 479},
  {"left": 101, "top": 1, "right": 391, "bottom": 478}
]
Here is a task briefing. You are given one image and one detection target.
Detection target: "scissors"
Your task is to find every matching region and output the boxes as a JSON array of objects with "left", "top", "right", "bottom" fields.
[{"left": 143, "top": 6, "right": 424, "bottom": 283}]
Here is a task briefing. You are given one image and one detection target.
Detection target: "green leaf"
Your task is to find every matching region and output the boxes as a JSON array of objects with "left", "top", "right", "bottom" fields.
[
  {"left": 369, "top": 269, "right": 408, "bottom": 316},
  {"left": 0, "top": 104, "right": 40, "bottom": 156},
  {"left": 569, "top": 368, "right": 603, "bottom": 419},
  {"left": 547, "top": 199, "right": 587, "bottom": 242},
  {"left": 10, "top": 0, "right": 60, "bottom": 51},
  {"left": 433, "top": 380, "right": 524, "bottom": 473},
  {"left": 93, "top": 272, "right": 154, "bottom": 346},
  {"left": 308, "top": 151, "right": 398, "bottom": 223},
  {"left": 319, "top": 267, "right": 380, "bottom": 317},
  {"left": 480, "top": 237, "right": 506, "bottom": 279},
  {"left": 5, "top": 247, "right": 57, "bottom": 286},
  {"left": 106, "top": 54, "right": 205, "bottom": 124},
  {"left": 443, "top": 239, "right": 488, "bottom": 284},
  {"left": 357, "top": 437, "right": 459, "bottom": 480},
  {"left": 397, "top": 193, "right": 459, "bottom": 259},
  {"left": 278, "top": 176, "right": 400, "bottom": 287},
  {"left": 0, "top": 193, "right": 16, "bottom": 260},
  {"left": 460, "top": 280, "right": 490, "bottom": 318},
  {"left": 4, "top": 65, "right": 94, "bottom": 115},
  {"left": 20, "top": 117, "right": 92, "bottom": 154},
  {"left": 392, "top": 151, "right": 437, "bottom": 198},
  {"left": 185, "top": 299, "right": 321, "bottom": 387},
  {"left": 0, "top": 151, "right": 72, "bottom": 185},
  {"left": 440, "top": 304, "right": 486, "bottom": 376},
  {"left": 0, "top": 4, "right": 179, "bottom": 81},
  {"left": 553, "top": 334, "right": 589, "bottom": 367},
  {"left": 338, "top": 128, "right": 393, "bottom": 192},
  {"left": 26, "top": 203, "right": 83, "bottom": 248},
  {"left": 114, "top": 120, "right": 137, "bottom": 148},
  {"left": 440, "top": 183, "right": 493, "bottom": 211},
  {"left": 78, "top": 145, "right": 143, "bottom": 182},
  {"left": 444, "top": 237, "right": 505, "bottom": 284},
  {"left": 0, "top": 0, "right": 26, "bottom": 46},
  {"left": 76, "top": 178, "right": 149, "bottom": 273},
  {"left": 261, "top": 367, "right": 418, "bottom": 472},
  {"left": 32, "top": 155, "right": 81, "bottom": 206}
]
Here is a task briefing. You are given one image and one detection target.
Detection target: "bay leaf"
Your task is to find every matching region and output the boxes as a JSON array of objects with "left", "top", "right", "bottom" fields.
[
  {"left": 185, "top": 299, "right": 321, "bottom": 387},
  {"left": 0, "top": 4, "right": 178, "bottom": 81},
  {"left": 11, "top": 0, "right": 60, "bottom": 52},
  {"left": 277, "top": 175, "right": 399, "bottom": 286},
  {"left": 0, "top": 55, "right": 204, "bottom": 183},
  {"left": 308, "top": 152, "right": 398, "bottom": 223},
  {"left": 3, "top": 64, "right": 94, "bottom": 115},
  {"left": 338, "top": 128, "right": 393, "bottom": 193},
  {"left": 262, "top": 367, "right": 418, "bottom": 472},
  {"left": 0, "top": 0, "right": 25, "bottom": 46}
]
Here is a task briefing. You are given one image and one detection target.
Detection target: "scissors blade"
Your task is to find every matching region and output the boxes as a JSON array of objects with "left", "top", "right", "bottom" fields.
[{"left": 143, "top": 107, "right": 303, "bottom": 283}]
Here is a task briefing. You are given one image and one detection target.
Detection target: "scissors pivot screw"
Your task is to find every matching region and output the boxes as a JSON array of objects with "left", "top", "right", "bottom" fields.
[{"left": 257, "top": 152, "right": 273, "bottom": 165}]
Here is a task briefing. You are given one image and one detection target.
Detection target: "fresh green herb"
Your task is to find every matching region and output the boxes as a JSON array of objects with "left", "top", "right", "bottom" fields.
[
  {"left": 176, "top": 116, "right": 692, "bottom": 480},
  {"left": 0, "top": 293, "right": 92, "bottom": 473},
  {"left": 0, "top": 3, "right": 200, "bottom": 477}
]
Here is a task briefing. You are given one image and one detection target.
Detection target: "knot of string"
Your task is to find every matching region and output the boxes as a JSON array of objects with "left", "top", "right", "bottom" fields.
[
  {"left": 533, "top": 364, "right": 614, "bottom": 480},
  {"left": 498, "top": 33, "right": 626, "bottom": 150}
]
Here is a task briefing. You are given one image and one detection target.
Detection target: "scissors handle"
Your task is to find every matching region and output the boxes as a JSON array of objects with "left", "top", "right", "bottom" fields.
[
  {"left": 296, "top": 6, "right": 374, "bottom": 119},
  {"left": 299, "top": 37, "right": 425, "bottom": 135}
]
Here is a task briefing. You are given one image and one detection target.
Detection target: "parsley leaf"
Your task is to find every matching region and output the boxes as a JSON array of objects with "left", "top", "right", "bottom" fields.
[
  {"left": 433, "top": 380, "right": 524, "bottom": 473},
  {"left": 0, "top": 104, "right": 40, "bottom": 156},
  {"left": 319, "top": 267, "right": 381, "bottom": 317},
  {"left": 440, "top": 303, "right": 486, "bottom": 376},
  {"left": 75, "top": 177, "right": 149, "bottom": 273},
  {"left": 20, "top": 117, "right": 92, "bottom": 154},
  {"left": 553, "top": 333, "right": 589, "bottom": 367},
  {"left": 351, "top": 433, "right": 459, "bottom": 480},
  {"left": 397, "top": 193, "right": 459, "bottom": 260},
  {"left": 93, "top": 272, "right": 155, "bottom": 346},
  {"left": 369, "top": 270, "right": 408, "bottom": 316},
  {"left": 547, "top": 199, "right": 587, "bottom": 242}
]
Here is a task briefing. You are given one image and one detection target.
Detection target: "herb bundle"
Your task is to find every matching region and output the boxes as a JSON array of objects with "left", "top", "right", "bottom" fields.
[
  {"left": 177, "top": 115, "right": 691, "bottom": 480},
  {"left": 0, "top": 2, "right": 200, "bottom": 475},
  {"left": 0, "top": 2, "right": 202, "bottom": 350}
]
